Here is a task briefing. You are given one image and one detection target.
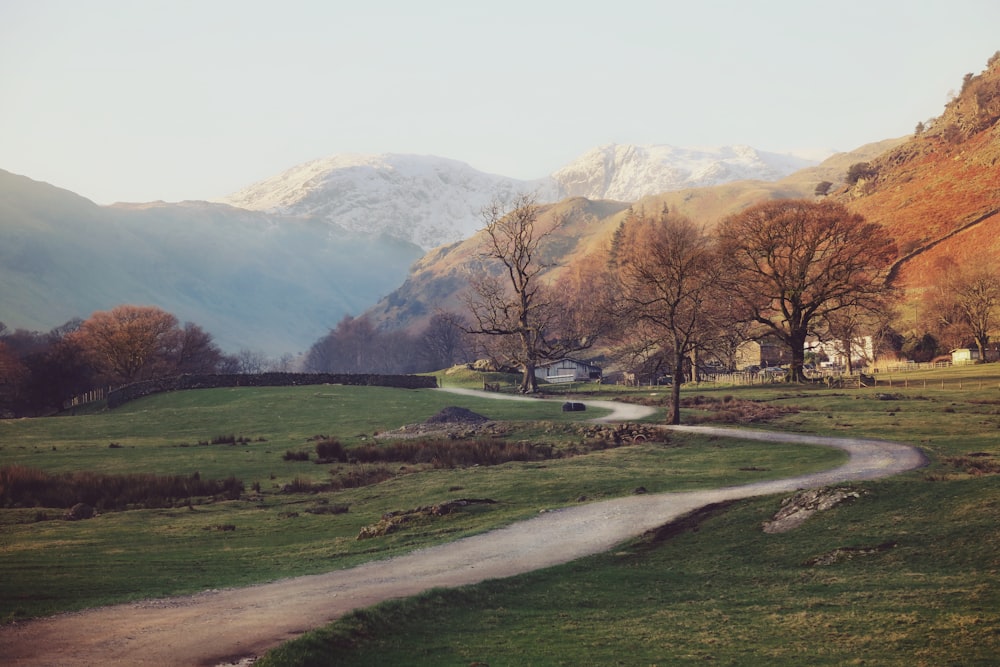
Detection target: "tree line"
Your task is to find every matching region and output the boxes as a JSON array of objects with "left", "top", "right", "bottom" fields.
[
  {"left": 0, "top": 306, "right": 291, "bottom": 417},
  {"left": 3, "top": 195, "right": 997, "bottom": 420},
  {"left": 458, "top": 194, "right": 999, "bottom": 422}
]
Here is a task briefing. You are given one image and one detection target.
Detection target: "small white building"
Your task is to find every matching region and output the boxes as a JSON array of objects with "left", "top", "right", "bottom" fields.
[
  {"left": 951, "top": 348, "right": 980, "bottom": 364},
  {"left": 535, "top": 358, "right": 602, "bottom": 383}
]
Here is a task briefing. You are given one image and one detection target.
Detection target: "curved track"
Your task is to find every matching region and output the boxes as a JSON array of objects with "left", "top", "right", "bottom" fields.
[{"left": 0, "top": 390, "right": 926, "bottom": 666}]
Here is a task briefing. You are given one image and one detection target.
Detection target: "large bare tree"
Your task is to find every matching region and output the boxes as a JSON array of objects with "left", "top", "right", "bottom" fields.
[
  {"left": 608, "top": 208, "right": 724, "bottom": 424},
  {"left": 924, "top": 259, "right": 1000, "bottom": 361},
  {"left": 464, "top": 194, "right": 601, "bottom": 393},
  {"left": 717, "top": 199, "right": 896, "bottom": 381}
]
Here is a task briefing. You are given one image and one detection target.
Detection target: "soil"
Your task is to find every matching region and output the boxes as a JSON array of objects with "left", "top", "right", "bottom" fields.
[{"left": 0, "top": 391, "right": 927, "bottom": 667}]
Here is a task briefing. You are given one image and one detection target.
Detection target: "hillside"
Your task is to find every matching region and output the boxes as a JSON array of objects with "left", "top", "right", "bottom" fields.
[
  {"left": 839, "top": 53, "right": 1000, "bottom": 295},
  {"left": 364, "top": 140, "right": 901, "bottom": 333},
  {"left": 224, "top": 145, "right": 817, "bottom": 251},
  {"left": 0, "top": 171, "right": 423, "bottom": 354}
]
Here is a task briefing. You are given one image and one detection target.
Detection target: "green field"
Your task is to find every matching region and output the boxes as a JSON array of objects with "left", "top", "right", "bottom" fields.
[
  {"left": 255, "top": 366, "right": 1000, "bottom": 667},
  {"left": 1, "top": 381, "right": 846, "bottom": 623}
]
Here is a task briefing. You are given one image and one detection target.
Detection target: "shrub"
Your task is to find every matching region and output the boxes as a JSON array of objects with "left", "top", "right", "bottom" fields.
[
  {"left": 283, "top": 450, "right": 310, "bottom": 461},
  {"left": 845, "top": 162, "right": 876, "bottom": 185},
  {"left": 0, "top": 465, "right": 243, "bottom": 510},
  {"left": 315, "top": 438, "right": 347, "bottom": 463}
]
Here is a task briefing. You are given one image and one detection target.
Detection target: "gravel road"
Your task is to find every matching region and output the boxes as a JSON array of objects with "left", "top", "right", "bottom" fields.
[{"left": 0, "top": 390, "right": 926, "bottom": 666}]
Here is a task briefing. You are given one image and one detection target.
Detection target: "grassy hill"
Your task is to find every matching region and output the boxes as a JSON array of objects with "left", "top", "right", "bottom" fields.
[{"left": 0, "top": 170, "right": 424, "bottom": 354}]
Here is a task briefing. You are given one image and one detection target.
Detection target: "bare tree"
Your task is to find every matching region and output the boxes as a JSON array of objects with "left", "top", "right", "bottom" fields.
[
  {"left": 420, "top": 312, "right": 470, "bottom": 370},
  {"left": 925, "top": 261, "right": 1000, "bottom": 361},
  {"left": 717, "top": 199, "right": 897, "bottom": 381},
  {"left": 464, "top": 194, "right": 600, "bottom": 392},
  {"left": 608, "top": 208, "right": 724, "bottom": 424}
]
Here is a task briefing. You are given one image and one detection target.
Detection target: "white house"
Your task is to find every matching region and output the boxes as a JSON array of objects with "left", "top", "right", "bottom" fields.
[
  {"left": 534, "top": 358, "right": 602, "bottom": 383},
  {"left": 951, "top": 348, "right": 980, "bottom": 364}
]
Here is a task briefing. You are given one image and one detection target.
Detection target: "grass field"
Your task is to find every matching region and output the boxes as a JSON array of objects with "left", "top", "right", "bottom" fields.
[
  {"left": 0, "top": 381, "right": 845, "bottom": 622},
  {"left": 254, "top": 365, "right": 1000, "bottom": 667}
]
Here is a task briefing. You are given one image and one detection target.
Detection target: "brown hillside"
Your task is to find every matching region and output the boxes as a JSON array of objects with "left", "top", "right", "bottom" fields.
[
  {"left": 368, "top": 142, "right": 907, "bottom": 334},
  {"left": 840, "top": 52, "right": 1000, "bottom": 292},
  {"left": 368, "top": 55, "right": 1000, "bottom": 336}
]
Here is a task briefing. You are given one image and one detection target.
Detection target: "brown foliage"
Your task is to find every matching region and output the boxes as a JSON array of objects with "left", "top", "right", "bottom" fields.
[{"left": 717, "top": 199, "right": 896, "bottom": 380}]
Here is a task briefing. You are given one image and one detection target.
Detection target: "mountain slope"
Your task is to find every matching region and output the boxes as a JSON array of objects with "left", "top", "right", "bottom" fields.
[
  {"left": 225, "top": 145, "right": 818, "bottom": 251},
  {"left": 0, "top": 171, "right": 423, "bottom": 354},
  {"left": 225, "top": 154, "right": 556, "bottom": 251},
  {"left": 838, "top": 53, "right": 1000, "bottom": 295},
  {"left": 363, "top": 141, "right": 899, "bottom": 334},
  {"left": 551, "top": 144, "right": 815, "bottom": 200}
]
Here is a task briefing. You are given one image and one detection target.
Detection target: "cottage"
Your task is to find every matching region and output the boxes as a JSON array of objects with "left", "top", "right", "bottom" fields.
[
  {"left": 734, "top": 338, "right": 790, "bottom": 371},
  {"left": 535, "top": 358, "right": 602, "bottom": 384}
]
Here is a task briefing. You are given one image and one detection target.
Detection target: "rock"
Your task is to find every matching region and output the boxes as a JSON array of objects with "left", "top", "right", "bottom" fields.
[{"left": 762, "top": 487, "right": 863, "bottom": 534}]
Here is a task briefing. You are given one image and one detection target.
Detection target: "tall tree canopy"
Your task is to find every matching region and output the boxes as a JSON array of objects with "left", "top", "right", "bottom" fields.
[
  {"left": 717, "top": 199, "right": 896, "bottom": 381},
  {"left": 73, "top": 305, "right": 221, "bottom": 384},
  {"left": 608, "top": 208, "right": 724, "bottom": 423}
]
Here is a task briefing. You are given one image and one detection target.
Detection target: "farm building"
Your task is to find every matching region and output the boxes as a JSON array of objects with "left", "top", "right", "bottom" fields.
[
  {"left": 535, "top": 358, "right": 602, "bottom": 383},
  {"left": 951, "top": 348, "right": 980, "bottom": 364},
  {"left": 734, "top": 337, "right": 790, "bottom": 371}
]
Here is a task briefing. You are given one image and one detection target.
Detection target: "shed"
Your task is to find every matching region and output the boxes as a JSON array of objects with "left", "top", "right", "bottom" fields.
[
  {"left": 535, "top": 358, "right": 602, "bottom": 383},
  {"left": 951, "top": 348, "right": 980, "bottom": 365}
]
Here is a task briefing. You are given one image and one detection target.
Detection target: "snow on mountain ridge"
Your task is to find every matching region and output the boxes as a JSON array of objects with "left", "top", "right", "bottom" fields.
[
  {"left": 552, "top": 144, "right": 817, "bottom": 201},
  {"left": 226, "top": 153, "right": 556, "bottom": 250},
  {"left": 224, "top": 145, "right": 818, "bottom": 250}
]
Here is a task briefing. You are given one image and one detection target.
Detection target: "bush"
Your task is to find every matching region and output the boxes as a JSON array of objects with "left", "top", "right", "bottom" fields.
[
  {"left": 283, "top": 450, "right": 310, "bottom": 461},
  {"left": 845, "top": 162, "right": 876, "bottom": 185},
  {"left": 0, "top": 465, "right": 244, "bottom": 510},
  {"left": 315, "top": 438, "right": 347, "bottom": 463}
]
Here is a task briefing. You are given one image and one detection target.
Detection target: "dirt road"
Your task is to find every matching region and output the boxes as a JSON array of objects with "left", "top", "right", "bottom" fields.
[{"left": 0, "top": 391, "right": 926, "bottom": 666}]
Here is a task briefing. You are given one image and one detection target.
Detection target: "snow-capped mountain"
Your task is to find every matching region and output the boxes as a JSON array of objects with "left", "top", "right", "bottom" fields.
[
  {"left": 225, "top": 154, "right": 559, "bottom": 251},
  {"left": 552, "top": 144, "right": 819, "bottom": 201},
  {"left": 224, "top": 145, "right": 818, "bottom": 251}
]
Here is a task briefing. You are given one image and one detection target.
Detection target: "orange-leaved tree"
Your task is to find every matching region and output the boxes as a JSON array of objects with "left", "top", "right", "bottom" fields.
[
  {"left": 73, "top": 305, "right": 195, "bottom": 384},
  {"left": 717, "top": 199, "right": 897, "bottom": 381},
  {"left": 608, "top": 207, "right": 725, "bottom": 424}
]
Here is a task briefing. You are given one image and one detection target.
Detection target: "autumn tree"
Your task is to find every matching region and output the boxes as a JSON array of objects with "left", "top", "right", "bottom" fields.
[
  {"left": 608, "top": 208, "right": 724, "bottom": 424},
  {"left": 717, "top": 199, "right": 896, "bottom": 381},
  {"left": 464, "top": 194, "right": 601, "bottom": 393},
  {"left": 925, "top": 261, "right": 1000, "bottom": 361},
  {"left": 72, "top": 305, "right": 218, "bottom": 384}
]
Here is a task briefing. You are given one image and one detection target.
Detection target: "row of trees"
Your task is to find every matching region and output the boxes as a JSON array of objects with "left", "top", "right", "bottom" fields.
[
  {"left": 461, "top": 196, "right": 899, "bottom": 423},
  {"left": 0, "top": 306, "right": 290, "bottom": 416}
]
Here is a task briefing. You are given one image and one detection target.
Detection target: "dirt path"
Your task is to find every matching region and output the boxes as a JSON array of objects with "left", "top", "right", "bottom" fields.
[{"left": 0, "top": 391, "right": 926, "bottom": 667}]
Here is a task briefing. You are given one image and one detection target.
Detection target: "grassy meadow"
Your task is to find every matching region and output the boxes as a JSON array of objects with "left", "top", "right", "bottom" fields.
[
  {"left": 0, "top": 378, "right": 845, "bottom": 623},
  {"left": 255, "top": 365, "right": 1000, "bottom": 667}
]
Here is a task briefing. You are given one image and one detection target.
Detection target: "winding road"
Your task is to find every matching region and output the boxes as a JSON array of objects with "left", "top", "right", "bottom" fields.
[{"left": 0, "top": 389, "right": 926, "bottom": 666}]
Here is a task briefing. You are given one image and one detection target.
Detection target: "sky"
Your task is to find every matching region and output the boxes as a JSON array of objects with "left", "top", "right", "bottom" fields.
[{"left": 2, "top": 0, "right": 998, "bottom": 205}]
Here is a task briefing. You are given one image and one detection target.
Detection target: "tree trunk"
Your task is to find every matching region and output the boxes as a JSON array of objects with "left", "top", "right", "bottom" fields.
[
  {"left": 789, "top": 329, "right": 808, "bottom": 382},
  {"left": 520, "top": 362, "right": 538, "bottom": 393},
  {"left": 668, "top": 350, "right": 684, "bottom": 425},
  {"left": 972, "top": 333, "right": 988, "bottom": 363}
]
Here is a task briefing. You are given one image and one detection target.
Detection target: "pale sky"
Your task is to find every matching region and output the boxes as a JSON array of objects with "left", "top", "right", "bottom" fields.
[{"left": 2, "top": 0, "right": 998, "bottom": 205}]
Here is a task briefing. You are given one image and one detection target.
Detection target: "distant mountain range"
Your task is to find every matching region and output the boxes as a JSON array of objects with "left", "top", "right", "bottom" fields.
[
  {"left": 224, "top": 145, "right": 818, "bottom": 250},
  {"left": 0, "top": 171, "right": 422, "bottom": 355},
  {"left": 363, "top": 56, "right": 1000, "bottom": 338},
  {"left": 1, "top": 143, "right": 824, "bottom": 355}
]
